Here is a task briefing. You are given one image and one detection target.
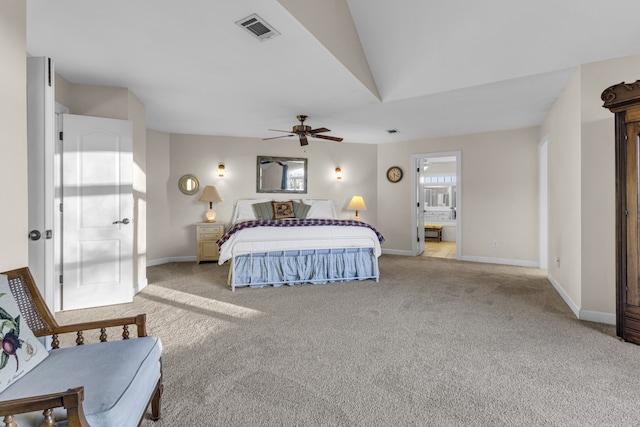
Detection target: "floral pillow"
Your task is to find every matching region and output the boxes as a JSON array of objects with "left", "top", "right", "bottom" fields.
[
  {"left": 0, "top": 275, "right": 49, "bottom": 393},
  {"left": 272, "top": 201, "right": 295, "bottom": 219}
]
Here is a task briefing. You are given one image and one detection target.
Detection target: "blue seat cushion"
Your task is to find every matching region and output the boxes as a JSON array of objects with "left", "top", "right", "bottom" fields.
[{"left": 0, "top": 336, "right": 162, "bottom": 427}]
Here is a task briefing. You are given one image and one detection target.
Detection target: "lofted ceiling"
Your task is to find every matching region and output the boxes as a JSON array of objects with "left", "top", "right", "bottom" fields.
[{"left": 26, "top": 0, "right": 640, "bottom": 144}]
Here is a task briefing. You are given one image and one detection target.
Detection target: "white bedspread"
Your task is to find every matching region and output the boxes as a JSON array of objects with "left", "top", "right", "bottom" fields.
[{"left": 218, "top": 224, "right": 382, "bottom": 264}]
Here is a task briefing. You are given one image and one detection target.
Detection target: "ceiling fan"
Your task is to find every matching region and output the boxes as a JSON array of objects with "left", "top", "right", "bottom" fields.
[{"left": 263, "top": 115, "right": 344, "bottom": 146}]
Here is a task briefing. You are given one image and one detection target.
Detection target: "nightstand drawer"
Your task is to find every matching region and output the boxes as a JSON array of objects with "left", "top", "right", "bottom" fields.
[{"left": 199, "top": 230, "right": 223, "bottom": 240}]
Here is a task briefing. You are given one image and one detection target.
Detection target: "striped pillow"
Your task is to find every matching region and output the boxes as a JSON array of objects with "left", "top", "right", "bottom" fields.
[
  {"left": 252, "top": 202, "right": 274, "bottom": 220},
  {"left": 293, "top": 201, "right": 311, "bottom": 219}
]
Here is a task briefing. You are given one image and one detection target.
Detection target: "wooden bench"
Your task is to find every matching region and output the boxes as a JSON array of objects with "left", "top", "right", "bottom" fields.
[{"left": 424, "top": 224, "right": 443, "bottom": 242}]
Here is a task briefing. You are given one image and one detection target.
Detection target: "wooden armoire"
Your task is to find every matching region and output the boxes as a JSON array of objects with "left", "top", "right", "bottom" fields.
[{"left": 602, "top": 80, "right": 640, "bottom": 345}]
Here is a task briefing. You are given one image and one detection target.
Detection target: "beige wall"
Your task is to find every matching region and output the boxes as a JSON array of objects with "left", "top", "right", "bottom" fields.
[
  {"left": 377, "top": 127, "right": 540, "bottom": 264},
  {"left": 146, "top": 133, "right": 378, "bottom": 262},
  {"left": 146, "top": 130, "right": 172, "bottom": 261},
  {"left": 540, "top": 70, "right": 583, "bottom": 311},
  {"left": 540, "top": 54, "right": 640, "bottom": 322},
  {"left": 0, "top": 0, "right": 28, "bottom": 271}
]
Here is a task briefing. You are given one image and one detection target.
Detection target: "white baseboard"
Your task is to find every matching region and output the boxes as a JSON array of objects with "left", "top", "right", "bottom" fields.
[
  {"left": 136, "top": 278, "right": 148, "bottom": 293},
  {"left": 579, "top": 309, "right": 616, "bottom": 325},
  {"left": 382, "top": 249, "right": 414, "bottom": 256},
  {"left": 547, "top": 273, "right": 580, "bottom": 318},
  {"left": 459, "top": 255, "right": 539, "bottom": 268},
  {"left": 546, "top": 274, "right": 615, "bottom": 324},
  {"left": 147, "top": 256, "right": 197, "bottom": 267}
]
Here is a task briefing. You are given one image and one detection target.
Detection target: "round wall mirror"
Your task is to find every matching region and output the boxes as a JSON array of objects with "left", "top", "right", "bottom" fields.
[{"left": 178, "top": 174, "right": 200, "bottom": 195}]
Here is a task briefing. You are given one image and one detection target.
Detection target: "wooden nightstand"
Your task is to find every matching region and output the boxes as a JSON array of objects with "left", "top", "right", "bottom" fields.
[{"left": 196, "top": 222, "right": 225, "bottom": 263}]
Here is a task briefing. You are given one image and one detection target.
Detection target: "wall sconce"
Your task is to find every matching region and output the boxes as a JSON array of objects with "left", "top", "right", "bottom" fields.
[
  {"left": 218, "top": 163, "right": 226, "bottom": 177},
  {"left": 198, "top": 186, "right": 223, "bottom": 222},
  {"left": 335, "top": 167, "right": 342, "bottom": 180},
  {"left": 347, "top": 195, "right": 367, "bottom": 221}
]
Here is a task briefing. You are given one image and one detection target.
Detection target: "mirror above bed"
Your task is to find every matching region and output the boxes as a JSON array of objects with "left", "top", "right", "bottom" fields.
[{"left": 256, "top": 156, "right": 307, "bottom": 194}]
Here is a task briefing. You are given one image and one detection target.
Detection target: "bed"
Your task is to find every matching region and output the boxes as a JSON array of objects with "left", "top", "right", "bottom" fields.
[{"left": 217, "top": 198, "right": 384, "bottom": 291}]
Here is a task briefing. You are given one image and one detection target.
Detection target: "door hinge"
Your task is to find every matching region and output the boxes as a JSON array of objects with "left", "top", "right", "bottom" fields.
[
  {"left": 47, "top": 58, "right": 52, "bottom": 87},
  {"left": 59, "top": 203, "right": 63, "bottom": 212},
  {"left": 626, "top": 210, "right": 629, "bottom": 216},
  {"left": 59, "top": 275, "right": 63, "bottom": 284},
  {"left": 59, "top": 131, "right": 63, "bottom": 140}
]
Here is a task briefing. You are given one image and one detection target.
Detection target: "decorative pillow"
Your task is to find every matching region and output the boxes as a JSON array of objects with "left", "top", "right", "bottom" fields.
[
  {"left": 252, "top": 201, "right": 274, "bottom": 220},
  {"left": 0, "top": 275, "right": 48, "bottom": 393},
  {"left": 232, "top": 198, "right": 272, "bottom": 223},
  {"left": 292, "top": 201, "right": 311, "bottom": 219},
  {"left": 305, "top": 200, "right": 337, "bottom": 219},
  {"left": 272, "top": 201, "right": 295, "bottom": 219}
]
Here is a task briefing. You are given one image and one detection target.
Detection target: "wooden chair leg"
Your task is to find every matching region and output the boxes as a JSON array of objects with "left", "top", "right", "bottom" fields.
[
  {"left": 150, "top": 358, "right": 163, "bottom": 421},
  {"left": 150, "top": 383, "right": 163, "bottom": 421}
]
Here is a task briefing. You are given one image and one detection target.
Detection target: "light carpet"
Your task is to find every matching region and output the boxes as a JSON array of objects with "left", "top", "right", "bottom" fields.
[{"left": 56, "top": 255, "right": 639, "bottom": 426}]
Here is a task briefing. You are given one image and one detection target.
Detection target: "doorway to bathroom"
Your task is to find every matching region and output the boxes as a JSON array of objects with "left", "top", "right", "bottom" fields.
[{"left": 412, "top": 151, "right": 461, "bottom": 259}]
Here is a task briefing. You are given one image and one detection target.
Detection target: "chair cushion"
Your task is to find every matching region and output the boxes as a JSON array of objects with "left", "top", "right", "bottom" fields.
[
  {"left": 0, "top": 336, "right": 162, "bottom": 427},
  {"left": 0, "top": 275, "right": 49, "bottom": 393}
]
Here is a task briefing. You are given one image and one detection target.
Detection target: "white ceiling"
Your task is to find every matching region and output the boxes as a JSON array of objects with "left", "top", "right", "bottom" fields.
[{"left": 26, "top": 0, "right": 640, "bottom": 144}]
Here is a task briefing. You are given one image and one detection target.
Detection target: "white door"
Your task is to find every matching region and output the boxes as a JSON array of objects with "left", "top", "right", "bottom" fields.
[
  {"left": 62, "top": 114, "right": 133, "bottom": 310},
  {"left": 416, "top": 159, "right": 426, "bottom": 255},
  {"left": 26, "top": 57, "right": 55, "bottom": 310}
]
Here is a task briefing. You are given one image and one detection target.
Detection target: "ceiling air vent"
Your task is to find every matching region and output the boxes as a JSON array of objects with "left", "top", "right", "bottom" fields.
[{"left": 235, "top": 14, "right": 280, "bottom": 42}]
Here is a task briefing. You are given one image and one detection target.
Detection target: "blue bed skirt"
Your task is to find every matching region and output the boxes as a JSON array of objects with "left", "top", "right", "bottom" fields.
[{"left": 230, "top": 247, "right": 379, "bottom": 290}]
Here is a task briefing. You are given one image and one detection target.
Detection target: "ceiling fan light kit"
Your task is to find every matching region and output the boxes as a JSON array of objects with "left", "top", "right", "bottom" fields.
[{"left": 263, "top": 115, "right": 344, "bottom": 146}]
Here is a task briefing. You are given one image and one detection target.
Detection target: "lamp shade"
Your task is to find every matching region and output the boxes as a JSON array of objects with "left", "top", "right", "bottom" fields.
[
  {"left": 347, "top": 196, "right": 366, "bottom": 220},
  {"left": 198, "top": 186, "right": 222, "bottom": 222},
  {"left": 347, "top": 196, "right": 367, "bottom": 211},
  {"left": 198, "top": 186, "right": 222, "bottom": 204}
]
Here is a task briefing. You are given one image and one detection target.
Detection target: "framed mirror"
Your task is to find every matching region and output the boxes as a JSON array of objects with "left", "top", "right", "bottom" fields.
[
  {"left": 178, "top": 174, "right": 200, "bottom": 195},
  {"left": 257, "top": 156, "right": 307, "bottom": 193}
]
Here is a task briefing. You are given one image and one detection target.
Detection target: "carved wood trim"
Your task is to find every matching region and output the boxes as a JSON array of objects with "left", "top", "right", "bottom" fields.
[{"left": 602, "top": 80, "right": 640, "bottom": 112}]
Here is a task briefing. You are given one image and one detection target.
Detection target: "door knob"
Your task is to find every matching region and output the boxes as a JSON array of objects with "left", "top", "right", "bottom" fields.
[
  {"left": 112, "top": 218, "right": 130, "bottom": 225},
  {"left": 29, "top": 230, "right": 41, "bottom": 241}
]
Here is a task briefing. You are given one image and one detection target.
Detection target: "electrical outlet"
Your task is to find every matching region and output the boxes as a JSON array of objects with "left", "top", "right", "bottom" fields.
[{"left": 492, "top": 240, "right": 498, "bottom": 247}]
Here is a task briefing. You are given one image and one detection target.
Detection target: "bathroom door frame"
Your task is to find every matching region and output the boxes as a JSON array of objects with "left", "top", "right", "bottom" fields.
[{"left": 411, "top": 151, "right": 461, "bottom": 258}]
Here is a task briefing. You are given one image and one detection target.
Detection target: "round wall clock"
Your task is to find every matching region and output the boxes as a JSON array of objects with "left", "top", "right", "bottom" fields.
[{"left": 386, "top": 166, "right": 403, "bottom": 183}]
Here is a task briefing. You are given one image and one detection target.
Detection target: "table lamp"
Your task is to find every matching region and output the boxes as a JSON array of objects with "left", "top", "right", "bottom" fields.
[
  {"left": 198, "top": 186, "right": 222, "bottom": 222},
  {"left": 347, "top": 195, "right": 367, "bottom": 221}
]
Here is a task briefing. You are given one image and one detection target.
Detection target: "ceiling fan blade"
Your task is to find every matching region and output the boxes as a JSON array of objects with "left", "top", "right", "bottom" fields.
[
  {"left": 268, "top": 129, "right": 294, "bottom": 133},
  {"left": 263, "top": 134, "right": 294, "bottom": 140},
  {"left": 299, "top": 134, "right": 309, "bottom": 146},
  {"left": 313, "top": 134, "right": 343, "bottom": 142},
  {"left": 309, "top": 127, "right": 330, "bottom": 134}
]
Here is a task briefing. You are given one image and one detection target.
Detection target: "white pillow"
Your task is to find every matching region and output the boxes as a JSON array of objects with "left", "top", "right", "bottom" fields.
[
  {"left": 0, "top": 275, "right": 49, "bottom": 392},
  {"left": 303, "top": 199, "right": 337, "bottom": 219},
  {"left": 232, "top": 198, "right": 272, "bottom": 223}
]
